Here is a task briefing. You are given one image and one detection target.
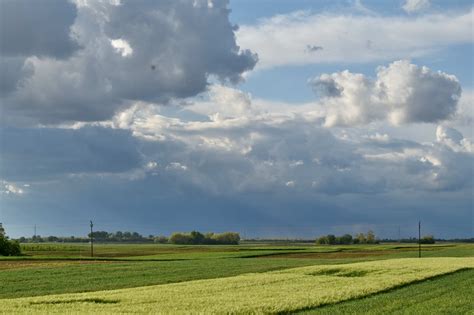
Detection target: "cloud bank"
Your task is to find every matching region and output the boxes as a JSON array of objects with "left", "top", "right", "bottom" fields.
[{"left": 237, "top": 9, "right": 472, "bottom": 69}]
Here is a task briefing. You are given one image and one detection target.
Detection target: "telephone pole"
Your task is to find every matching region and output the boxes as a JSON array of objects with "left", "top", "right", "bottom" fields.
[
  {"left": 418, "top": 221, "right": 421, "bottom": 258},
  {"left": 90, "top": 220, "right": 94, "bottom": 258}
]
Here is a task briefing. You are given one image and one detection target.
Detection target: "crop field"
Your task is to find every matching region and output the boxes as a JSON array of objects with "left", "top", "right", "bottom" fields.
[{"left": 0, "top": 243, "right": 473, "bottom": 314}]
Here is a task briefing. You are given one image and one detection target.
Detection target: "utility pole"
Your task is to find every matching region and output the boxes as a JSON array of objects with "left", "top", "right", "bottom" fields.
[
  {"left": 34, "top": 224, "right": 37, "bottom": 241},
  {"left": 90, "top": 220, "right": 94, "bottom": 258},
  {"left": 418, "top": 221, "right": 421, "bottom": 258},
  {"left": 398, "top": 226, "right": 401, "bottom": 243}
]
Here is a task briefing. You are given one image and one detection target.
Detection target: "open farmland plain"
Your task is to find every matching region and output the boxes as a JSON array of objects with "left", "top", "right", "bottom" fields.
[{"left": 1, "top": 243, "right": 473, "bottom": 314}]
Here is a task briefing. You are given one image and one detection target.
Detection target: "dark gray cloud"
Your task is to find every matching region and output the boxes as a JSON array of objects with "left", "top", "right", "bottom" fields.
[
  {"left": 0, "top": 0, "right": 79, "bottom": 58},
  {"left": 0, "top": 56, "right": 33, "bottom": 94},
  {"left": 0, "top": 126, "right": 142, "bottom": 181},
  {"left": 0, "top": 0, "right": 257, "bottom": 125}
]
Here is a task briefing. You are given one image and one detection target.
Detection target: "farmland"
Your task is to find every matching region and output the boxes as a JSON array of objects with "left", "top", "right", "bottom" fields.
[{"left": 0, "top": 242, "right": 473, "bottom": 313}]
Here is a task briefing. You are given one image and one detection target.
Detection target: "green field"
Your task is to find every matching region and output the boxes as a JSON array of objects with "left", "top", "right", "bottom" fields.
[{"left": 1, "top": 242, "right": 473, "bottom": 314}]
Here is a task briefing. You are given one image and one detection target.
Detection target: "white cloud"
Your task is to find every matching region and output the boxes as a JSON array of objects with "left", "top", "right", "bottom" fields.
[
  {"left": 110, "top": 38, "right": 133, "bottom": 57},
  {"left": 166, "top": 162, "right": 188, "bottom": 171},
  {"left": 402, "top": 0, "right": 430, "bottom": 14},
  {"left": 237, "top": 9, "right": 472, "bottom": 69},
  {"left": 285, "top": 181, "right": 296, "bottom": 187},
  {"left": 188, "top": 85, "right": 254, "bottom": 121},
  {"left": 1, "top": 181, "right": 25, "bottom": 195},
  {"left": 309, "top": 60, "right": 461, "bottom": 127}
]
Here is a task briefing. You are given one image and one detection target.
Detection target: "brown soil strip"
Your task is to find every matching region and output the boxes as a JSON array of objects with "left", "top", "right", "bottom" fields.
[
  {"left": 0, "top": 260, "right": 113, "bottom": 270},
  {"left": 257, "top": 250, "right": 409, "bottom": 259}
]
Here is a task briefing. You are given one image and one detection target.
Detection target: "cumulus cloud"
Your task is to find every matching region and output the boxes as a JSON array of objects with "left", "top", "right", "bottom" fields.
[
  {"left": 309, "top": 60, "right": 461, "bottom": 126},
  {"left": 402, "top": 0, "right": 430, "bottom": 14},
  {"left": 0, "top": 0, "right": 257, "bottom": 125},
  {"left": 237, "top": 9, "right": 472, "bottom": 69}
]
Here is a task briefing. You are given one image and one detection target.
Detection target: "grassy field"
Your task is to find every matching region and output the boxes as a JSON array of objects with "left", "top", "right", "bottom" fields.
[
  {"left": 1, "top": 242, "right": 472, "bottom": 313},
  {"left": 1, "top": 258, "right": 472, "bottom": 314}
]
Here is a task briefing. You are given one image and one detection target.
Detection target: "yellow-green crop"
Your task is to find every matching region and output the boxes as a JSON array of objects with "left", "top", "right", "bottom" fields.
[{"left": 1, "top": 257, "right": 472, "bottom": 314}]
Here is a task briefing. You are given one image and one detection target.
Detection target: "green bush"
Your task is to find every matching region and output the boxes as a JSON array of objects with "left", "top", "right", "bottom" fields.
[{"left": 0, "top": 223, "right": 22, "bottom": 256}]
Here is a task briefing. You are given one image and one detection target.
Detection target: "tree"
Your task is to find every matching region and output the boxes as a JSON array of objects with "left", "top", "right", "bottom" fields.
[
  {"left": 366, "top": 230, "right": 376, "bottom": 244},
  {"left": 169, "top": 232, "right": 192, "bottom": 244},
  {"left": 326, "top": 234, "right": 336, "bottom": 245},
  {"left": 154, "top": 236, "right": 168, "bottom": 244},
  {"left": 0, "top": 223, "right": 5, "bottom": 237},
  {"left": 211, "top": 232, "right": 240, "bottom": 245},
  {"left": 316, "top": 236, "right": 329, "bottom": 245},
  {"left": 420, "top": 235, "right": 435, "bottom": 244},
  {"left": 189, "top": 231, "right": 205, "bottom": 244},
  {"left": 0, "top": 225, "right": 22, "bottom": 256},
  {"left": 338, "top": 234, "right": 353, "bottom": 245},
  {"left": 356, "top": 233, "right": 366, "bottom": 244}
]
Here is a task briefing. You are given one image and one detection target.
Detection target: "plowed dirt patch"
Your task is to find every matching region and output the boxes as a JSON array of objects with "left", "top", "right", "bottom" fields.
[
  {"left": 0, "top": 260, "right": 112, "bottom": 270},
  {"left": 257, "top": 250, "right": 406, "bottom": 259}
]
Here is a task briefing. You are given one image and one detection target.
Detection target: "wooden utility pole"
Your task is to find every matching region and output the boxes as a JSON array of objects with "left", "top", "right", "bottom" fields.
[
  {"left": 90, "top": 220, "right": 94, "bottom": 258},
  {"left": 418, "top": 221, "right": 421, "bottom": 258}
]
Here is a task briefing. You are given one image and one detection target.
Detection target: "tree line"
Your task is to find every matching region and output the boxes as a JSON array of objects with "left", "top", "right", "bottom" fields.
[
  {"left": 165, "top": 231, "right": 241, "bottom": 245},
  {"left": 17, "top": 231, "right": 155, "bottom": 243},
  {"left": 315, "top": 231, "right": 378, "bottom": 245},
  {"left": 315, "top": 231, "right": 438, "bottom": 245},
  {"left": 16, "top": 230, "right": 241, "bottom": 245}
]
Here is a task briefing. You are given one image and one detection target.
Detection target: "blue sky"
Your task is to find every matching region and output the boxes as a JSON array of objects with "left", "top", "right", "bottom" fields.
[{"left": 0, "top": 0, "right": 472, "bottom": 239}]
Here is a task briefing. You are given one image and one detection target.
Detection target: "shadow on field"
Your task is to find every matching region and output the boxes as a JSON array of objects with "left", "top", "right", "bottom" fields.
[{"left": 30, "top": 298, "right": 120, "bottom": 305}]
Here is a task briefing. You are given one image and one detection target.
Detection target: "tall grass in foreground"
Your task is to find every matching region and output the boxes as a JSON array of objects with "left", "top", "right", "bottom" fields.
[{"left": 2, "top": 257, "right": 473, "bottom": 314}]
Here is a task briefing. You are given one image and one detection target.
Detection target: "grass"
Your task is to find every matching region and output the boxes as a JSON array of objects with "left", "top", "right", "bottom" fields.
[
  {"left": 1, "top": 243, "right": 472, "bottom": 300},
  {"left": 3, "top": 242, "right": 469, "bottom": 261},
  {"left": 0, "top": 258, "right": 322, "bottom": 299},
  {"left": 301, "top": 268, "right": 474, "bottom": 314},
  {"left": 1, "top": 258, "right": 472, "bottom": 314},
  {"left": 1, "top": 243, "right": 472, "bottom": 313}
]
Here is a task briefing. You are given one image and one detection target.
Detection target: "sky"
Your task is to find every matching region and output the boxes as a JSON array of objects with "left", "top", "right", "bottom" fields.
[{"left": 0, "top": 0, "right": 473, "bottom": 239}]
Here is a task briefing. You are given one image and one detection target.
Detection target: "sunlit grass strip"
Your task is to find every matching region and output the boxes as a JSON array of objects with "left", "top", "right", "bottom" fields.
[{"left": 1, "top": 257, "right": 472, "bottom": 314}]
